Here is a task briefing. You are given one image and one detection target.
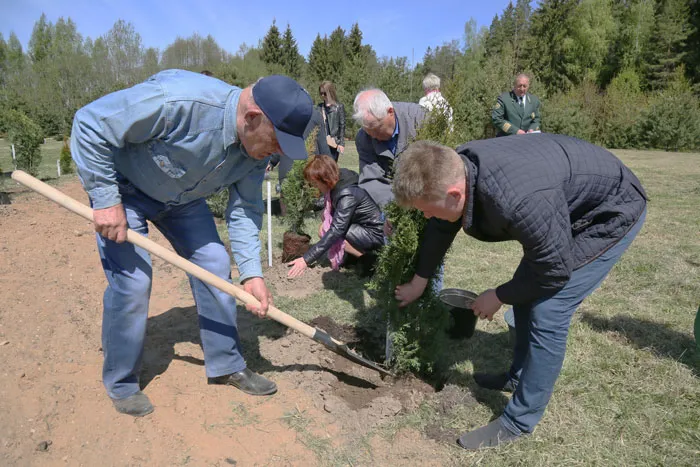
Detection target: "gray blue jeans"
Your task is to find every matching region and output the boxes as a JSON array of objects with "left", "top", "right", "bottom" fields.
[
  {"left": 96, "top": 180, "right": 246, "bottom": 400},
  {"left": 500, "top": 209, "right": 646, "bottom": 435}
]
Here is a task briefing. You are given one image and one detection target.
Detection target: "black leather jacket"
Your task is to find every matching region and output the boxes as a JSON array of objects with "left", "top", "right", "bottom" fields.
[
  {"left": 319, "top": 103, "right": 346, "bottom": 147},
  {"left": 303, "top": 169, "right": 383, "bottom": 265}
]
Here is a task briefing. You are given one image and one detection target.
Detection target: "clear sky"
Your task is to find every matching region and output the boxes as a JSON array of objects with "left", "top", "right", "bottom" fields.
[{"left": 1, "top": 0, "right": 518, "bottom": 62}]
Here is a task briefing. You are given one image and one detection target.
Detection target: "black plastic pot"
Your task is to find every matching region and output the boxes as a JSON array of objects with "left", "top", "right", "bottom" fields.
[{"left": 439, "top": 288, "right": 478, "bottom": 339}]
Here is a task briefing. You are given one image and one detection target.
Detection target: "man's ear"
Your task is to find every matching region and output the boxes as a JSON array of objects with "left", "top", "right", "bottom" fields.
[
  {"left": 446, "top": 186, "right": 462, "bottom": 205},
  {"left": 244, "top": 107, "right": 263, "bottom": 125},
  {"left": 387, "top": 107, "right": 395, "bottom": 117}
]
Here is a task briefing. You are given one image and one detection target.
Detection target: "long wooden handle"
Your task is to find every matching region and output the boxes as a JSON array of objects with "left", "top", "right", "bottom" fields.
[{"left": 11, "top": 170, "right": 323, "bottom": 341}]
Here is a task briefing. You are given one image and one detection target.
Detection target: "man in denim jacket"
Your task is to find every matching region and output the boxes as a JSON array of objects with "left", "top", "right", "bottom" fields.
[{"left": 71, "top": 70, "right": 312, "bottom": 416}]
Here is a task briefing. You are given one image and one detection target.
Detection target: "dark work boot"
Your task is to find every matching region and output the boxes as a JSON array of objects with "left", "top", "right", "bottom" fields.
[
  {"left": 111, "top": 391, "right": 154, "bottom": 417},
  {"left": 208, "top": 368, "right": 277, "bottom": 396},
  {"left": 473, "top": 372, "right": 517, "bottom": 392},
  {"left": 457, "top": 418, "right": 521, "bottom": 450}
]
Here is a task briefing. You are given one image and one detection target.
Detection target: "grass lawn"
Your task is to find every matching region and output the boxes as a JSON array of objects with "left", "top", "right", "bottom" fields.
[
  {"left": 0, "top": 137, "right": 75, "bottom": 182},
  {"left": 249, "top": 144, "right": 700, "bottom": 465}
]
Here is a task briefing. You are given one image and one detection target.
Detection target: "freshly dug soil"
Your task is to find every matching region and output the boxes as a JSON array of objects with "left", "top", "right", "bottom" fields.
[
  {"left": 0, "top": 180, "right": 454, "bottom": 465},
  {"left": 281, "top": 231, "right": 311, "bottom": 262}
]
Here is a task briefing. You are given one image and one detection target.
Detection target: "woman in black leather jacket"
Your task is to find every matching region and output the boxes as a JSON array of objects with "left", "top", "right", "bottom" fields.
[
  {"left": 318, "top": 81, "right": 346, "bottom": 161},
  {"left": 287, "top": 155, "right": 384, "bottom": 277}
]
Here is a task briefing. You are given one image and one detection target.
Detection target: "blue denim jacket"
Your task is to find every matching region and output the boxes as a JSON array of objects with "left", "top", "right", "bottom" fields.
[{"left": 70, "top": 69, "right": 268, "bottom": 281}]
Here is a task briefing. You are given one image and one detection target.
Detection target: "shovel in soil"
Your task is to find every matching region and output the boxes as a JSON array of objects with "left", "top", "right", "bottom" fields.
[{"left": 12, "top": 170, "right": 394, "bottom": 378}]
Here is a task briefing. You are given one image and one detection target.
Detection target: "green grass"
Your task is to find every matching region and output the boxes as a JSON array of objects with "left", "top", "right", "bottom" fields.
[
  {"left": 254, "top": 145, "right": 700, "bottom": 465},
  {"left": 0, "top": 137, "right": 74, "bottom": 182}
]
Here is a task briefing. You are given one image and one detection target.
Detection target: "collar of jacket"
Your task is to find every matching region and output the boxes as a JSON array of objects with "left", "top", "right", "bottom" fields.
[
  {"left": 458, "top": 153, "right": 477, "bottom": 231},
  {"left": 331, "top": 168, "right": 359, "bottom": 199},
  {"left": 223, "top": 88, "right": 242, "bottom": 149},
  {"left": 510, "top": 90, "right": 527, "bottom": 103}
]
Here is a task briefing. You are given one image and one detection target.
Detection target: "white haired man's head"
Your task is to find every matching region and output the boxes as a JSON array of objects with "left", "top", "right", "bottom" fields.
[
  {"left": 422, "top": 73, "right": 441, "bottom": 93},
  {"left": 352, "top": 89, "right": 396, "bottom": 141}
]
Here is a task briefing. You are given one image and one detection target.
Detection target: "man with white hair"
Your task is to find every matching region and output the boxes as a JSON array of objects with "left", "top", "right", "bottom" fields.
[
  {"left": 418, "top": 73, "right": 453, "bottom": 123},
  {"left": 353, "top": 88, "right": 427, "bottom": 209},
  {"left": 492, "top": 73, "right": 541, "bottom": 136}
]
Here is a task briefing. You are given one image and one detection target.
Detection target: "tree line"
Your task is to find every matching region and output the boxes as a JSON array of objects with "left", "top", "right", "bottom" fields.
[{"left": 1, "top": 0, "right": 699, "bottom": 162}]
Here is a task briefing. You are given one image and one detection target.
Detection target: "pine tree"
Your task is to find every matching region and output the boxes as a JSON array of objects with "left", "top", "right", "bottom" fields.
[
  {"left": 645, "top": 0, "right": 693, "bottom": 89},
  {"left": 281, "top": 24, "right": 303, "bottom": 79},
  {"left": 261, "top": 20, "right": 284, "bottom": 72},
  {"left": 346, "top": 23, "right": 363, "bottom": 60},
  {"left": 512, "top": 0, "right": 532, "bottom": 71},
  {"left": 326, "top": 27, "right": 346, "bottom": 83},
  {"left": 339, "top": 23, "right": 370, "bottom": 130},
  {"left": 686, "top": 0, "right": 700, "bottom": 84},
  {"left": 308, "top": 34, "right": 331, "bottom": 83},
  {"left": 527, "top": 0, "right": 579, "bottom": 91}
]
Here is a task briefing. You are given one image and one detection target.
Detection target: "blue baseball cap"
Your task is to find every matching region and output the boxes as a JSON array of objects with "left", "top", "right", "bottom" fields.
[{"left": 253, "top": 75, "right": 313, "bottom": 160}]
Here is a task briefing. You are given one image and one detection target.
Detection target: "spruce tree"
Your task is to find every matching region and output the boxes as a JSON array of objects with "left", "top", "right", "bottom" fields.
[
  {"left": 308, "top": 34, "right": 331, "bottom": 83},
  {"left": 281, "top": 24, "right": 303, "bottom": 80},
  {"left": 261, "top": 20, "right": 284, "bottom": 73},
  {"left": 527, "top": 0, "right": 579, "bottom": 91},
  {"left": 327, "top": 27, "right": 346, "bottom": 83},
  {"left": 645, "top": 0, "right": 693, "bottom": 89}
]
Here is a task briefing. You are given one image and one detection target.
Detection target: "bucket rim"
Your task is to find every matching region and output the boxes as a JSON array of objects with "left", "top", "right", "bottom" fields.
[{"left": 438, "top": 288, "right": 477, "bottom": 308}]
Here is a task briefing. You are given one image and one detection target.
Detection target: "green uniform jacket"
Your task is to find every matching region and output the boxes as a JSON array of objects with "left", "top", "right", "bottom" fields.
[{"left": 492, "top": 91, "right": 541, "bottom": 136}]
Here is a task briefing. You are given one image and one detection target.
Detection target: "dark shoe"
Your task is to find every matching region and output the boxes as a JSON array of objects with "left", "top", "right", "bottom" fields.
[
  {"left": 473, "top": 372, "right": 517, "bottom": 392},
  {"left": 111, "top": 391, "right": 154, "bottom": 417},
  {"left": 208, "top": 368, "right": 277, "bottom": 396},
  {"left": 457, "top": 418, "right": 521, "bottom": 450}
]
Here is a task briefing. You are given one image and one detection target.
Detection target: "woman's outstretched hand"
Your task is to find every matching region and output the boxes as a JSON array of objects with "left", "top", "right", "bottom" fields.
[{"left": 287, "top": 257, "right": 309, "bottom": 278}]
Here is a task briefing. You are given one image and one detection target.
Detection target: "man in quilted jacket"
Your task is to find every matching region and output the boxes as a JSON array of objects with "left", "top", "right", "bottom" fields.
[{"left": 391, "top": 135, "right": 647, "bottom": 449}]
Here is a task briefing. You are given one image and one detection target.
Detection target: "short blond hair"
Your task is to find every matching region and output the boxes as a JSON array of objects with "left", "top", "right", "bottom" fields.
[{"left": 392, "top": 140, "right": 464, "bottom": 206}]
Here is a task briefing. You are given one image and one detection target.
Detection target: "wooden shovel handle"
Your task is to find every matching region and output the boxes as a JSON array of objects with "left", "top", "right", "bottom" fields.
[{"left": 11, "top": 170, "right": 327, "bottom": 341}]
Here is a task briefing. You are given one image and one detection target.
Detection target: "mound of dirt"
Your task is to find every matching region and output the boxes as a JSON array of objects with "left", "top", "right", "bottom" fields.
[
  {"left": 263, "top": 257, "right": 350, "bottom": 298},
  {"left": 260, "top": 316, "right": 436, "bottom": 433}
]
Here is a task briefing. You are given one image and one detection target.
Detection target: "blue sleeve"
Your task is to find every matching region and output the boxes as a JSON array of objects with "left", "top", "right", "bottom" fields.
[
  {"left": 226, "top": 161, "right": 267, "bottom": 282},
  {"left": 69, "top": 78, "right": 168, "bottom": 209}
]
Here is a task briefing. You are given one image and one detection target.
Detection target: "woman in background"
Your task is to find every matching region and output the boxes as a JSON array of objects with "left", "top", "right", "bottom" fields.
[{"left": 318, "top": 81, "right": 346, "bottom": 161}]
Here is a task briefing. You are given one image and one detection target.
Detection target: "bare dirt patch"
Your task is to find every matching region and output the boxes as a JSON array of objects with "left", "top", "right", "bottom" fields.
[{"left": 0, "top": 179, "right": 457, "bottom": 466}]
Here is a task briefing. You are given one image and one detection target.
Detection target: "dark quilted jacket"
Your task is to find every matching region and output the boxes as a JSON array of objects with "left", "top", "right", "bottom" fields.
[
  {"left": 416, "top": 134, "right": 647, "bottom": 305},
  {"left": 303, "top": 169, "right": 384, "bottom": 265}
]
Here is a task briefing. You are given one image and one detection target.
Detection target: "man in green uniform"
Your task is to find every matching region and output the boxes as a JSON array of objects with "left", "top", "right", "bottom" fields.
[{"left": 492, "top": 74, "right": 541, "bottom": 136}]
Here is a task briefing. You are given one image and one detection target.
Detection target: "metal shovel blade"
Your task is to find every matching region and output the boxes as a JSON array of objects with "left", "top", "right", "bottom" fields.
[{"left": 311, "top": 329, "right": 395, "bottom": 377}]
